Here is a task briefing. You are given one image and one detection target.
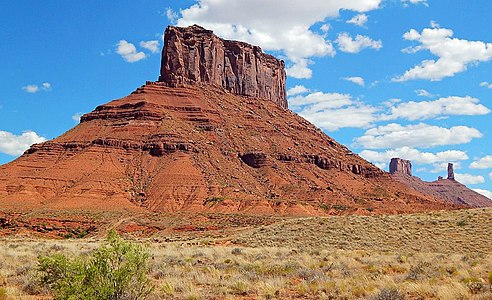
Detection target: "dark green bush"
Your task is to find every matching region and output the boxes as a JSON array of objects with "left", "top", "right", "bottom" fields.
[{"left": 38, "top": 230, "right": 153, "bottom": 299}]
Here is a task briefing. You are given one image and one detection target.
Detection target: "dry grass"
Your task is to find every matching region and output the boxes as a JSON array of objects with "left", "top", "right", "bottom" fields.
[
  {"left": 233, "top": 208, "right": 492, "bottom": 254},
  {"left": 0, "top": 208, "right": 491, "bottom": 299}
]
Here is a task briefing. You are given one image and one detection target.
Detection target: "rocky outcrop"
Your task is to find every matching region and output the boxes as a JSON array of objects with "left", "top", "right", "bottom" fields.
[
  {"left": 159, "top": 25, "right": 287, "bottom": 108},
  {"left": 389, "top": 158, "right": 412, "bottom": 176},
  {"left": 447, "top": 163, "right": 455, "bottom": 180}
]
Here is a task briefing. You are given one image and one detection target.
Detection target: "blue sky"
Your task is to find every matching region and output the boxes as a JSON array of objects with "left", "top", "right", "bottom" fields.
[{"left": 2, "top": 0, "right": 492, "bottom": 198}]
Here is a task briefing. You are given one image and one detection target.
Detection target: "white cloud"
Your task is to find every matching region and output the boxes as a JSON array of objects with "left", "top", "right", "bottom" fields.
[
  {"left": 0, "top": 130, "right": 47, "bottom": 156},
  {"left": 470, "top": 155, "right": 492, "bottom": 169},
  {"left": 347, "top": 14, "right": 368, "bottom": 27},
  {"left": 176, "top": 0, "right": 383, "bottom": 78},
  {"left": 381, "top": 96, "right": 490, "bottom": 121},
  {"left": 394, "top": 27, "right": 492, "bottom": 81},
  {"left": 166, "top": 8, "right": 178, "bottom": 22},
  {"left": 355, "top": 123, "right": 482, "bottom": 149},
  {"left": 401, "top": 0, "right": 428, "bottom": 7},
  {"left": 289, "top": 92, "right": 378, "bottom": 131},
  {"left": 286, "top": 58, "right": 314, "bottom": 79},
  {"left": 343, "top": 76, "right": 365, "bottom": 86},
  {"left": 287, "top": 85, "right": 309, "bottom": 96},
  {"left": 116, "top": 40, "right": 146, "bottom": 63},
  {"left": 140, "top": 40, "right": 160, "bottom": 53},
  {"left": 472, "top": 189, "right": 492, "bottom": 199},
  {"left": 336, "top": 33, "right": 382, "bottom": 53},
  {"left": 72, "top": 112, "right": 83, "bottom": 123},
  {"left": 454, "top": 173, "right": 485, "bottom": 185},
  {"left": 430, "top": 161, "right": 462, "bottom": 174},
  {"left": 415, "top": 89, "right": 434, "bottom": 97},
  {"left": 480, "top": 81, "right": 492, "bottom": 89},
  {"left": 360, "top": 147, "right": 468, "bottom": 166},
  {"left": 320, "top": 24, "right": 331, "bottom": 33},
  {"left": 374, "top": 162, "right": 387, "bottom": 170},
  {"left": 22, "top": 82, "right": 52, "bottom": 93},
  {"left": 22, "top": 85, "right": 39, "bottom": 93},
  {"left": 430, "top": 20, "right": 440, "bottom": 28},
  {"left": 42, "top": 82, "right": 52, "bottom": 91}
]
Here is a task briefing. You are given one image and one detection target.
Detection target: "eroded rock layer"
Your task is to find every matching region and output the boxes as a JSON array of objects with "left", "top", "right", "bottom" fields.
[
  {"left": 0, "top": 82, "right": 454, "bottom": 215},
  {"left": 159, "top": 25, "right": 287, "bottom": 108}
]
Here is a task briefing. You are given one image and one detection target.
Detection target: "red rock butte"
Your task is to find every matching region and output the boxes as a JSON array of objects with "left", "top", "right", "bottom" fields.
[
  {"left": 390, "top": 158, "right": 492, "bottom": 208},
  {"left": 0, "top": 25, "right": 458, "bottom": 215}
]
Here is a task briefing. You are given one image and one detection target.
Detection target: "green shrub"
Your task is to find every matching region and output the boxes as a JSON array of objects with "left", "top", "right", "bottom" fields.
[
  {"left": 0, "top": 287, "right": 7, "bottom": 300},
  {"left": 38, "top": 230, "right": 153, "bottom": 299}
]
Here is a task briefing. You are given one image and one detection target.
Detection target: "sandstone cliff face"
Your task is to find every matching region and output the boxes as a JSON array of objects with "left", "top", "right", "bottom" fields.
[
  {"left": 159, "top": 25, "right": 287, "bottom": 108},
  {"left": 389, "top": 158, "right": 412, "bottom": 176}
]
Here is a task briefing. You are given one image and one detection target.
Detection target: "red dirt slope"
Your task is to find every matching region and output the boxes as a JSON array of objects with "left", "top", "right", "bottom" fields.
[{"left": 0, "top": 82, "right": 454, "bottom": 215}]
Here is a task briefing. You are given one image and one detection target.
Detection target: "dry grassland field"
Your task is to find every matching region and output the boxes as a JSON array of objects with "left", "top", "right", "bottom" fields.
[{"left": 0, "top": 208, "right": 491, "bottom": 300}]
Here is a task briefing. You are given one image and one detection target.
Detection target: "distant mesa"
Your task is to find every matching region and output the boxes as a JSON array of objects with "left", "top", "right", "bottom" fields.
[
  {"left": 389, "top": 158, "right": 412, "bottom": 177},
  {"left": 389, "top": 158, "right": 492, "bottom": 208}
]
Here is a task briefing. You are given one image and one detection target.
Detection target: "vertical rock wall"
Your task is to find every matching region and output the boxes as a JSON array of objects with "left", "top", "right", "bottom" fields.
[
  {"left": 389, "top": 158, "right": 412, "bottom": 176},
  {"left": 159, "top": 25, "right": 287, "bottom": 108}
]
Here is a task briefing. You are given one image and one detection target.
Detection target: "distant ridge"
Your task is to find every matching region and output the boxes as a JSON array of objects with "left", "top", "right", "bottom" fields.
[{"left": 390, "top": 158, "right": 492, "bottom": 208}]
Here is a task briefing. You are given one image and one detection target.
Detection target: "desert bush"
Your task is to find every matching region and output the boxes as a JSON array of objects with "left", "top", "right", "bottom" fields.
[
  {"left": 0, "top": 288, "right": 7, "bottom": 300},
  {"left": 369, "top": 288, "right": 404, "bottom": 300},
  {"left": 38, "top": 230, "right": 153, "bottom": 299}
]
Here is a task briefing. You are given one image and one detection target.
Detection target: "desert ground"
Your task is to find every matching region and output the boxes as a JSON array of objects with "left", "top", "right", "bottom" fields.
[{"left": 0, "top": 208, "right": 491, "bottom": 299}]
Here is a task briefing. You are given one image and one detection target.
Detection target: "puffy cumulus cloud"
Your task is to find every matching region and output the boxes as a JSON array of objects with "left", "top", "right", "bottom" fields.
[
  {"left": 354, "top": 123, "right": 483, "bottom": 149},
  {"left": 454, "top": 173, "right": 485, "bottom": 185},
  {"left": 286, "top": 58, "right": 315, "bottom": 79},
  {"left": 22, "top": 82, "right": 52, "bottom": 93},
  {"left": 287, "top": 85, "right": 309, "bottom": 96},
  {"left": 288, "top": 92, "right": 378, "bottom": 131},
  {"left": 176, "top": 0, "right": 383, "bottom": 78},
  {"left": 116, "top": 40, "right": 146, "bottom": 63},
  {"left": 289, "top": 92, "right": 378, "bottom": 131},
  {"left": 394, "top": 27, "right": 492, "bottom": 81},
  {"left": 480, "top": 81, "right": 492, "bottom": 89},
  {"left": 336, "top": 33, "right": 382, "bottom": 53},
  {"left": 359, "top": 147, "right": 469, "bottom": 166},
  {"left": 139, "top": 40, "right": 160, "bottom": 53},
  {"left": 342, "top": 76, "right": 365, "bottom": 86},
  {"left": 472, "top": 189, "right": 492, "bottom": 199},
  {"left": 469, "top": 155, "right": 492, "bottom": 169},
  {"left": 381, "top": 96, "right": 490, "bottom": 121},
  {"left": 347, "top": 14, "right": 368, "bottom": 27},
  {"left": 0, "top": 130, "right": 47, "bottom": 156}
]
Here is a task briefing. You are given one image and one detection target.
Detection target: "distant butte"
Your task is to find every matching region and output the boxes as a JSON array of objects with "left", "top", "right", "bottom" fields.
[
  {"left": 0, "top": 25, "right": 459, "bottom": 215},
  {"left": 390, "top": 158, "right": 492, "bottom": 208}
]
